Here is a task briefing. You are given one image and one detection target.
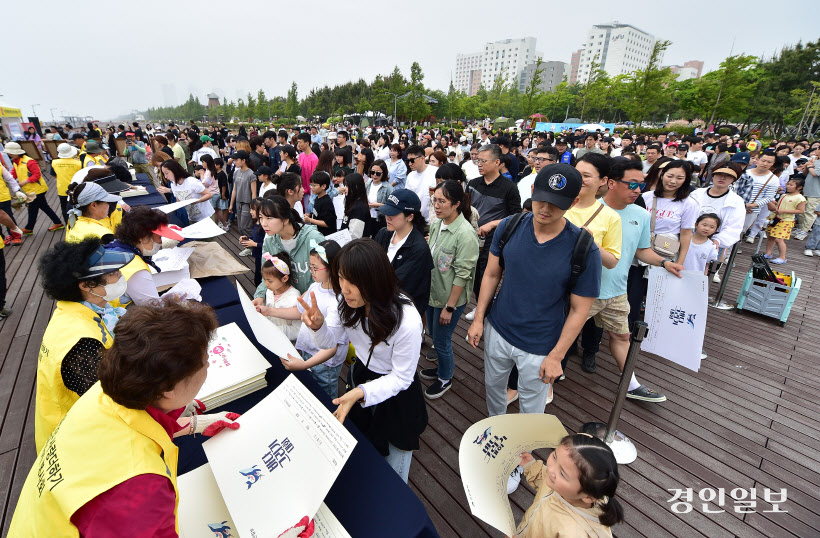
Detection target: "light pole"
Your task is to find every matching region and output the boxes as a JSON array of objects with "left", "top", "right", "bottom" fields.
[
  {"left": 50, "top": 108, "right": 58, "bottom": 123},
  {"left": 385, "top": 92, "right": 398, "bottom": 124},
  {"left": 31, "top": 104, "right": 40, "bottom": 118}
]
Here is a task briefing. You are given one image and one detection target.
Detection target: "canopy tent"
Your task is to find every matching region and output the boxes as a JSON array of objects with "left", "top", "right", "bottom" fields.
[
  {"left": 578, "top": 123, "right": 607, "bottom": 131},
  {"left": 0, "top": 101, "right": 25, "bottom": 141}
]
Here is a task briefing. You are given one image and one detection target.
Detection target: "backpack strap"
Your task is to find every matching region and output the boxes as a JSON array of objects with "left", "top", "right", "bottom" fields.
[
  {"left": 497, "top": 212, "right": 526, "bottom": 269},
  {"left": 565, "top": 228, "right": 595, "bottom": 316}
]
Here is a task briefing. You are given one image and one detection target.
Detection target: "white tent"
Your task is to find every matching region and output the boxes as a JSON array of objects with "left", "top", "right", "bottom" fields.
[{"left": 578, "top": 123, "right": 606, "bottom": 132}]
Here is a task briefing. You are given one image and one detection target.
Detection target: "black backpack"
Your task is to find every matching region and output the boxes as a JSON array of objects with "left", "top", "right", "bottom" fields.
[{"left": 496, "top": 212, "right": 595, "bottom": 314}]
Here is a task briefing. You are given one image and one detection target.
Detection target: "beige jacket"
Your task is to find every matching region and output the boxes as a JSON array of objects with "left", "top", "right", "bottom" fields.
[{"left": 515, "top": 460, "right": 613, "bottom": 538}]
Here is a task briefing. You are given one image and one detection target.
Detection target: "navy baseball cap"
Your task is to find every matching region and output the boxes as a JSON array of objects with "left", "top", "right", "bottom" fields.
[
  {"left": 232, "top": 150, "right": 250, "bottom": 160},
  {"left": 255, "top": 165, "right": 273, "bottom": 176},
  {"left": 731, "top": 152, "right": 750, "bottom": 164},
  {"left": 531, "top": 163, "right": 582, "bottom": 210},
  {"left": 377, "top": 189, "right": 421, "bottom": 216}
]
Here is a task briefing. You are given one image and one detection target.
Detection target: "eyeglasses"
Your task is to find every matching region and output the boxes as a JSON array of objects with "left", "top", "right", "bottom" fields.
[
  {"left": 370, "top": 170, "right": 383, "bottom": 177},
  {"left": 432, "top": 198, "right": 450, "bottom": 206},
  {"left": 613, "top": 179, "right": 645, "bottom": 190},
  {"left": 532, "top": 157, "right": 556, "bottom": 163},
  {"left": 309, "top": 265, "right": 327, "bottom": 273},
  {"left": 477, "top": 158, "right": 497, "bottom": 164}
]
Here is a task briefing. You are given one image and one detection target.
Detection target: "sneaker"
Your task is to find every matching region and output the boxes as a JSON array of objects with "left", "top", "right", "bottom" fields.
[
  {"left": 793, "top": 231, "right": 807, "bottom": 240},
  {"left": 804, "top": 249, "right": 814, "bottom": 257},
  {"left": 425, "top": 379, "right": 452, "bottom": 399},
  {"left": 238, "top": 248, "right": 252, "bottom": 257},
  {"left": 813, "top": 250, "right": 820, "bottom": 256},
  {"left": 48, "top": 223, "right": 65, "bottom": 232},
  {"left": 745, "top": 236, "right": 756, "bottom": 243},
  {"left": 419, "top": 368, "right": 438, "bottom": 380},
  {"left": 507, "top": 389, "right": 519, "bottom": 405},
  {"left": 8, "top": 232, "right": 22, "bottom": 246},
  {"left": 558, "top": 374, "right": 566, "bottom": 381},
  {"left": 760, "top": 231, "right": 767, "bottom": 239},
  {"left": 771, "top": 258, "right": 787, "bottom": 264},
  {"left": 700, "top": 352, "right": 707, "bottom": 360},
  {"left": 0, "top": 308, "right": 11, "bottom": 319},
  {"left": 581, "top": 354, "right": 597, "bottom": 373},
  {"left": 712, "top": 273, "right": 721, "bottom": 283},
  {"left": 626, "top": 385, "right": 667, "bottom": 402},
  {"left": 3, "top": 235, "right": 10, "bottom": 246},
  {"left": 507, "top": 465, "right": 523, "bottom": 494},
  {"left": 425, "top": 348, "right": 438, "bottom": 362},
  {"left": 465, "top": 309, "right": 476, "bottom": 321},
  {"left": 20, "top": 228, "right": 33, "bottom": 235},
  {"left": 763, "top": 254, "right": 772, "bottom": 259}
]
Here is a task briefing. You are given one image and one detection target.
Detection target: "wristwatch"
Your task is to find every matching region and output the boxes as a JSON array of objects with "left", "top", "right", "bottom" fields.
[
  {"left": 660, "top": 258, "right": 673, "bottom": 269},
  {"left": 445, "top": 305, "right": 455, "bottom": 313}
]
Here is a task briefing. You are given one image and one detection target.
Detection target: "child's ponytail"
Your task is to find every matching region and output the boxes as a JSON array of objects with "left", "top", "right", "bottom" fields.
[
  {"left": 562, "top": 433, "right": 624, "bottom": 527},
  {"left": 598, "top": 492, "right": 624, "bottom": 527}
]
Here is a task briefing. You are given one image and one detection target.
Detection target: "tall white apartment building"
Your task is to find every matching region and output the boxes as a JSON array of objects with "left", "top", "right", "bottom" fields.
[
  {"left": 454, "top": 37, "right": 541, "bottom": 96},
  {"left": 576, "top": 23, "right": 659, "bottom": 84}
]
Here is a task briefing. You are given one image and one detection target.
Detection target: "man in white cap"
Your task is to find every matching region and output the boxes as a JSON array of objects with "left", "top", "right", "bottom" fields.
[
  {"left": 52, "top": 143, "right": 83, "bottom": 223},
  {"left": 5, "top": 142, "right": 64, "bottom": 234}
]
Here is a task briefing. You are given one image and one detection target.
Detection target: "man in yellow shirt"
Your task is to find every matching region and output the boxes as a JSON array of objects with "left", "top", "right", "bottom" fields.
[
  {"left": 564, "top": 153, "right": 622, "bottom": 374},
  {"left": 52, "top": 143, "right": 83, "bottom": 223}
]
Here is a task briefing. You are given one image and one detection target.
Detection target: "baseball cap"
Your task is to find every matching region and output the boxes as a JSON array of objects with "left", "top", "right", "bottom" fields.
[
  {"left": 555, "top": 137, "right": 568, "bottom": 145},
  {"left": 232, "top": 150, "right": 249, "bottom": 160},
  {"left": 377, "top": 189, "right": 422, "bottom": 216},
  {"left": 255, "top": 165, "right": 273, "bottom": 176},
  {"left": 677, "top": 143, "right": 690, "bottom": 152},
  {"left": 125, "top": 131, "right": 135, "bottom": 137},
  {"left": 200, "top": 134, "right": 214, "bottom": 142},
  {"left": 153, "top": 223, "right": 184, "bottom": 241},
  {"left": 731, "top": 152, "right": 750, "bottom": 164},
  {"left": 531, "top": 163, "right": 582, "bottom": 210}
]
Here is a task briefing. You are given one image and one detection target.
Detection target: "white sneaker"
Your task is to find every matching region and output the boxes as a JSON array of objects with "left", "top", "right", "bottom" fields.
[
  {"left": 465, "top": 309, "right": 476, "bottom": 321},
  {"left": 804, "top": 249, "right": 813, "bottom": 257},
  {"left": 238, "top": 248, "right": 252, "bottom": 257},
  {"left": 712, "top": 273, "right": 721, "bottom": 283},
  {"left": 700, "top": 352, "right": 707, "bottom": 360},
  {"left": 760, "top": 231, "right": 767, "bottom": 239},
  {"left": 507, "top": 465, "right": 523, "bottom": 494},
  {"left": 745, "top": 236, "right": 756, "bottom": 243},
  {"left": 814, "top": 250, "right": 820, "bottom": 256}
]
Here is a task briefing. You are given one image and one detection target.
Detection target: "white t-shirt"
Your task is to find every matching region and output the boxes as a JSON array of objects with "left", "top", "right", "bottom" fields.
[
  {"left": 461, "top": 160, "right": 480, "bottom": 181},
  {"left": 405, "top": 165, "right": 438, "bottom": 222},
  {"left": 386, "top": 231, "right": 410, "bottom": 262},
  {"left": 687, "top": 150, "right": 708, "bottom": 168},
  {"left": 295, "top": 283, "right": 349, "bottom": 367},
  {"left": 259, "top": 182, "right": 276, "bottom": 198},
  {"left": 518, "top": 172, "right": 537, "bottom": 208},
  {"left": 367, "top": 182, "right": 380, "bottom": 219},
  {"left": 171, "top": 177, "right": 214, "bottom": 223},
  {"left": 641, "top": 192, "right": 699, "bottom": 235},
  {"left": 264, "top": 286, "right": 302, "bottom": 343},
  {"left": 683, "top": 238, "right": 718, "bottom": 274},
  {"left": 280, "top": 236, "right": 298, "bottom": 253}
]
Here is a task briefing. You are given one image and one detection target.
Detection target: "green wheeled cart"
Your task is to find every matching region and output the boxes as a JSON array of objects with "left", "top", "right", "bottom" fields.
[{"left": 736, "top": 270, "right": 801, "bottom": 327}]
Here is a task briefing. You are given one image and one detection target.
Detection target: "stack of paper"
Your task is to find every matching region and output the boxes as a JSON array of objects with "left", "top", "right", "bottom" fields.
[
  {"left": 196, "top": 323, "right": 271, "bottom": 409},
  {"left": 119, "top": 185, "right": 149, "bottom": 198},
  {"left": 149, "top": 247, "right": 195, "bottom": 288},
  {"left": 178, "top": 463, "right": 351, "bottom": 538},
  {"left": 181, "top": 218, "right": 227, "bottom": 239},
  {"left": 196, "top": 374, "right": 355, "bottom": 537}
]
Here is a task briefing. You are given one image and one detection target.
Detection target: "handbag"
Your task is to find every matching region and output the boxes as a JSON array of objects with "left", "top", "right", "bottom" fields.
[{"left": 650, "top": 196, "right": 681, "bottom": 258}]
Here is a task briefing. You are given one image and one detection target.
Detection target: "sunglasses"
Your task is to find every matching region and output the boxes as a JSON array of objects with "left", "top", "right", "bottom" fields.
[
  {"left": 613, "top": 179, "right": 645, "bottom": 191},
  {"left": 370, "top": 170, "right": 383, "bottom": 177}
]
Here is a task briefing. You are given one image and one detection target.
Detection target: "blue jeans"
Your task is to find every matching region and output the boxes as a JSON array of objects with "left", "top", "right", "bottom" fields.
[
  {"left": 385, "top": 442, "right": 413, "bottom": 483},
  {"left": 806, "top": 221, "right": 820, "bottom": 250},
  {"left": 425, "top": 304, "right": 466, "bottom": 381},
  {"left": 303, "top": 351, "right": 343, "bottom": 400}
]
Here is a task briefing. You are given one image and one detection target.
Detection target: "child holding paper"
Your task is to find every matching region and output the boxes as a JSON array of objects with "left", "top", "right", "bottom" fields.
[
  {"left": 683, "top": 213, "right": 720, "bottom": 275},
  {"left": 275, "top": 239, "right": 349, "bottom": 399},
  {"left": 515, "top": 434, "right": 623, "bottom": 538},
  {"left": 258, "top": 251, "right": 301, "bottom": 343}
]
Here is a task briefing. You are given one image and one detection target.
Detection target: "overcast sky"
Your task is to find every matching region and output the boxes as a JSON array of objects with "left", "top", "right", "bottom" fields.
[{"left": 3, "top": 0, "right": 816, "bottom": 121}]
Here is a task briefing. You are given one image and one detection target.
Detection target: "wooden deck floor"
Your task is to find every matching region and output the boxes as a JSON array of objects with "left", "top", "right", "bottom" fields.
[{"left": 1, "top": 168, "right": 818, "bottom": 537}]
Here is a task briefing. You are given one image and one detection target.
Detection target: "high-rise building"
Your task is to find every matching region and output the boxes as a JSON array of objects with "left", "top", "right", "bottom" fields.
[
  {"left": 520, "top": 61, "right": 569, "bottom": 93},
  {"left": 668, "top": 60, "right": 704, "bottom": 81},
  {"left": 569, "top": 48, "right": 583, "bottom": 84},
  {"left": 576, "top": 22, "right": 659, "bottom": 84},
  {"left": 453, "top": 37, "right": 541, "bottom": 96},
  {"left": 454, "top": 52, "right": 482, "bottom": 95}
]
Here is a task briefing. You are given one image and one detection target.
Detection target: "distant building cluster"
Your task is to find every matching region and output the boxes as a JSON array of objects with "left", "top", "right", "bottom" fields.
[{"left": 453, "top": 22, "right": 702, "bottom": 96}]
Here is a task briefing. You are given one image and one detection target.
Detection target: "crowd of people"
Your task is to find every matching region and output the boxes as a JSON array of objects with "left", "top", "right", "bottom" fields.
[{"left": 3, "top": 117, "right": 819, "bottom": 538}]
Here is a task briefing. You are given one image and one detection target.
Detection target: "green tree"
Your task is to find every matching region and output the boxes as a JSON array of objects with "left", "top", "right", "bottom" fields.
[
  {"left": 522, "top": 59, "right": 544, "bottom": 118},
  {"left": 286, "top": 82, "right": 299, "bottom": 118},
  {"left": 620, "top": 40, "right": 675, "bottom": 125},
  {"left": 407, "top": 62, "right": 430, "bottom": 124},
  {"left": 245, "top": 93, "right": 256, "bottom": 120},
  {"left": 255, "top": 89, "right": 269, "bottom": 121},
  {"left": 488, "top": 66, "right": 510, "bottom": 118}
]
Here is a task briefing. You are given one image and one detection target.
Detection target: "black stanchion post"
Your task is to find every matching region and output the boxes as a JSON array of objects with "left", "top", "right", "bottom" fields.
[
  {"left": 581, "top": 321, "right": 648, "bottom": 464},
  {"left": 711, "top": 242, "right": 740, "bottom": 310}
]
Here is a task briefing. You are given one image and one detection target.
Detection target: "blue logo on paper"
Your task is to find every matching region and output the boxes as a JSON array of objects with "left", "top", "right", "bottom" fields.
[
  {"left": 473, "top": 426, "right": 492, "bottom": 445},
  {"left": 687, "top": 314, "right": 696, "bottom": 329},
  {"left": 548, "top": 174, "right": 567, "bottom": 190},
  {"left": 207, "top": 522, "right": 233, "bottom": 538},
  {"left": 239, "top": 465, "right": 263, "bottom": 489}
]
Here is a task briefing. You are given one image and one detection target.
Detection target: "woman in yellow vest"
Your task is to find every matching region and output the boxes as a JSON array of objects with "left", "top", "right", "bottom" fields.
[
  {"left": 10, "top": 299, "right": 242, "bottom": 537},
  {"left": 33, "top": 237, "right": 134, "bottom": 452},
  {"left": 82, "top": 139, "right": 108, "bottom": 168},
  {"left": 65, "top": 182, "right": 122, "bottom": 243},
  {"left": 84, "top": 166, "right": 132, "bottom": 232},
  {"left": 4, "top": 141, "right": 65, "bottom": 234},
  {"left": 52, "top": 143, "right": 83, "bottom": 223},
  {"left": 105, "top": 206, "right": 184, "bottom": 306}
]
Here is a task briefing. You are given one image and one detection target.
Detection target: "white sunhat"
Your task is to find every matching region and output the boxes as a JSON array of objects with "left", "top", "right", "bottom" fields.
[{"left": 57, "top": 143, "right": 78, "bottom": 159}]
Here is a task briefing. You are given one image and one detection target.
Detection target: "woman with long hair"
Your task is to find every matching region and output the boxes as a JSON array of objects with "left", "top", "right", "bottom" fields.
[
  {"left": 355, "top": 147, "right": 375, "bottom": 181},
  {"left": 641, "top": 159, "right": 698, "bottom": 266},
  {"left": 158, "top": 159, "right": 213, "bottom": 223},
  {"left": 366, "top": 159, "right": 393, "bottom": 232},
  {"left": 341, "top": 173, "right": 372, "bottom": 239},
  {"left": 298, "top": 239, "right": 428, "bottom": 482},
  {"left": 387, "top": 143, "right": 408, "bottom": 189}
]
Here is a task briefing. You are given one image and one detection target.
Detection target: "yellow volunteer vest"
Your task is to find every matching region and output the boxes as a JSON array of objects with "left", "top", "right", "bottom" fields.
[
  {"left": 108, "top": 254, "right": 150, "bottom": 308},
  {"left": 84, "top": 154, "right": 108, "bottom": 167},
  {"left": 65, "top": 216, "right": 114, "bottom": 243},
  {"left": 14, "top": 155, "right": 48, "bottom": 195},
  {"left": 52, "top": 158, "right": 82, "bottom": 196},
  {"left": 0, "top": 170, "right": 10, "bottom": 203},
  {"left": 101, "top": 203, "right": 124, "bottom": 232},
  {"left": 35, "top": 301, "right": 113, "bottom": 452},
  {"left": 10, "top": 382, "right": 180, "bottom": 537}
]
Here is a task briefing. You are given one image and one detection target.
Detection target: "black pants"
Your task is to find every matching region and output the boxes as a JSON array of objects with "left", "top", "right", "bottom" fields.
[
  {"left": 472, "top": 246, "right": 490, "bottom": 300},
  {"left": 561, "top": 318, "right": 604, "bottom": 371},
  {"left": 0, "top": 248, "right": 6, "bottom": 310},
  {"left": 59, "top": 195, "right": 69, "bottom": 224},
  {"left": 0, "top": 200, "right": 16, "bottom": 237},
  {"left": 626, "top": 264, "right": 647, "bottom": 328},
  {"left": 25, "top": 193, "right": 62, "bottom": 230}
]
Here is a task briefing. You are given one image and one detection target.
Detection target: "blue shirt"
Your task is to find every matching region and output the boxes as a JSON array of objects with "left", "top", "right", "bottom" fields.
[
  {"left": 599, "top": 201, "right": 650, "bottom": 299},
  {"left": 487, "top": 214, "right": 601, "bottom": 355}
]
